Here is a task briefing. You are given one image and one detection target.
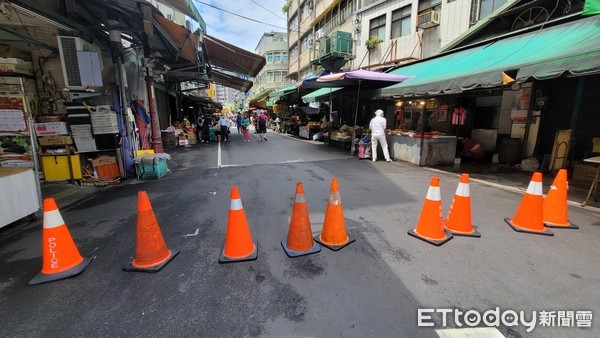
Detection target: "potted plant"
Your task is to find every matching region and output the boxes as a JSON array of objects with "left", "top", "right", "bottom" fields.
[{"left": 365, "top": 36, "right": 382, "bottom": 50}]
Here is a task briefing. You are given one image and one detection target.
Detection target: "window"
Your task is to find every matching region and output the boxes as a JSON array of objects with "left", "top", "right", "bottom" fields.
[
  {"left": 479, "top": 0, "right": 508, "bottom": 19},
  {"left": 267, "top": 52, "right": 273, "bottom": 63},
  {"left": 418, "top": 0, "right": 442, "bottom": 11},
  {"left": 391, "top": 6, "right": 411, "bottom": 39},
  {"left": 369, "top": 15, "right": 386, "bottom": 41},
  {"left": 274, "top": 71, "right": 282, "bottom": 82},
  {"left": 290, "top": 45, "right": 299, "bottom": 60},
  {"left": 282, "top": 52, "right": 289, "bottom": 62},
  {"left": 273, "top": 52, "right": 281, "bottom": 63},
  {"left": 267, "top": 71, "right": 274, "bottom": 82}
]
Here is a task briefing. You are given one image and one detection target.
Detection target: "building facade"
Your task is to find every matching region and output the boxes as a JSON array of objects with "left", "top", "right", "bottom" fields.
[
  {"left": 250, "top": 32, "right": 291, "bottom": 105},
  {"left": 354, "top": 0, "right": 509, "bottom": 70},
  {"left": 285, "top": 0, "right": 511, "bottom": 79}
]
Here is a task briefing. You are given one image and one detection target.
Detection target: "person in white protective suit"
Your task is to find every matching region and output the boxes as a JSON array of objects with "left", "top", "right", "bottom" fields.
[{"left": 369, "top": 109, "right": 392, "bottom": 162}]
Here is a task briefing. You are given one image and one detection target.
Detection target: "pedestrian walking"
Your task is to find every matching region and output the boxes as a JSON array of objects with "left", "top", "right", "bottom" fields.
[
  {"left": 236, "top": 113, "right": 243, "bottom": 134},
  {"left": 274, "top": 116, "right": 281, "bottom": 133},
  {"left": 218, "top": 115, "right": 229, "bottom": 142},
  {"left": 201, "top": 114, "right": 211, "bottom": 143},
  {"left": 258, "top": 112, "right": 268, "bottom": 141},
  {"left": 241, "top": 113, "right": 251, "bottom": 142},
  {"left": 369, "top": 109, "right": 392, "bottom": 162}
]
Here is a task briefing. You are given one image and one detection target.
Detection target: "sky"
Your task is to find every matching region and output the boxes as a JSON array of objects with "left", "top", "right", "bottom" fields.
[{"left": 192, "top": 0, "right": 288, "bottom": 53}]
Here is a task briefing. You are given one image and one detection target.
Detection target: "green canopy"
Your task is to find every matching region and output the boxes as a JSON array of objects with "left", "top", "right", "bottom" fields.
[
  {"left": 269, "top": 84, "right": 298, "bottom": 101},
  {"left": 302, "top": 87, "right": 343, "bottom": 103},
  {"left": 379, "top": 16, "right": 600, "bottom": 97}
]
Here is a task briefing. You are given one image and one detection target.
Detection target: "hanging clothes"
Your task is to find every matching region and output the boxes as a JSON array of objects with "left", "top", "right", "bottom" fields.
[
  {"left": 452, "top": 108, "right": 467, "bottom": 125},
  {"left": 131, "top": 100, "right": 151, "bottom": 150}
]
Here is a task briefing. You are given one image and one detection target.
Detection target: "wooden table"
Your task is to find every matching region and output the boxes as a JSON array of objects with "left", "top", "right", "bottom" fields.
[{"left": 582, "top": 156, "right": 600, "bottom": 206}]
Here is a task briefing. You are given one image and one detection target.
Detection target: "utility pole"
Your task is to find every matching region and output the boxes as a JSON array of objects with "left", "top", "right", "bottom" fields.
[{"left": 139, "top": 3, "right": 164, "bottom": 153}]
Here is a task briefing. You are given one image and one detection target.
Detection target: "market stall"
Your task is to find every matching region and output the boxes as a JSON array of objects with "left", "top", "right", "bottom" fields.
[
  {"left": 298, "top": 122, "right": 321, "bottom": 140},
  {"left": 387, "top": 131, "right": 457, "bottom": 166}
]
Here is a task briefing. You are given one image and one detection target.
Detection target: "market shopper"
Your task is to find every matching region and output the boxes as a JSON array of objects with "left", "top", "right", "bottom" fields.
[
  {"left": 258, "top": 112, "right": 268, "bottom": 141},
  {"left": 218, "top": 115, "right": 229, "bottom": 142},
  {"left": 236, "top": 113, "right": 243, "bottom": 134},
  {"left": 274, "top": 116, "right": 281, "bottom": 133},
  {"left": 201, "top": 115, "right": 211, "bottom": 143},
  {"left": 241, "top": 113, "right": 251, "bottom": 142},
  {"left": 369, "top": 109, "right": 392, "bottom": 162}
]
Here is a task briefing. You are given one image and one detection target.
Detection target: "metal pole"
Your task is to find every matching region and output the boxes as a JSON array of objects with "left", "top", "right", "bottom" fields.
[
  {"left": 350, "top": 80, "right": 362, "bottom": 155},
  {"left": 142, "top": 32, "right": 164, "bottom": 153},
  {"left": 21, "top": 77, "right": 42, "bottom": 206}
]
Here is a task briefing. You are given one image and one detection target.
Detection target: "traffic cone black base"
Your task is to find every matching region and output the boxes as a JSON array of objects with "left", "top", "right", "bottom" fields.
[
  {"left": 504, "top": 218, "right": 554, "bottom": 236},
  {"left": 446, "top": 226, "right": 481, "bottom": 238},
  {"left": 219, "top": 242, "right": 258, "bottom": 264},
  {"left": 281, "top": 240, "right": 321, "bottom": 258},
  {"left": 544, "top": 221, "right": 579, "bottom": 229},
  {"left": 29, "top": 255, "right": 95, "bottom": 286},
  {"left": 314, "top": 235, "right": 355, "bottom": 251},
  {"left": 407, "top": 229, "right": 453, "bottom": 246},
  {"left": 123, "top": 250, "right": 179, "bottom": 273}
]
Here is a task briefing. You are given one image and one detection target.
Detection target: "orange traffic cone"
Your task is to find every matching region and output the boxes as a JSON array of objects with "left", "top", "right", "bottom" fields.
[
  {"left": 408, "top": 176, "right": 453, "bottom": 246},
  {"left": 123, "top": 191, "right": 179, "bottom": 272},
  {"left": 219, "top": 186, "right": 257, "bottom": 263},
  {"left": 544, "top": 169, "right": 578, "bottom": 229},
  {"left": 29, "top": 198, "right": 94, "bottom": 286},
  {"left": 505, "top": 172, "right": 553, "bottom": 236},
  {"left": 444, "top": 174, "right": 481, "bottom": 237},
  {"left": 282, "top": 182, "right": 321, "bottom": 257},
  {"left": 314, "top": 178, "right": 355, "bottom": 251}
]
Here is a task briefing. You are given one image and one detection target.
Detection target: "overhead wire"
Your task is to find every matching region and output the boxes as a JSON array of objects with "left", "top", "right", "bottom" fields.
[
  {"left": 250, "top": 0, "right": 287, "bottom": 21},
  {"left": 192, "top": 0, "right": 287, "bottom": 30},
  {"left": 192, "top": 0, "right": 312, "bottom": 34}
]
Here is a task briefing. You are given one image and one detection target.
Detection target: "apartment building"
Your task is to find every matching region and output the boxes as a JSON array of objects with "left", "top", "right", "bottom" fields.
[
  {"left": 286, "top": 0, "right": 510, "bottom": 78},
  {"left": 250, "top": 32, "right": 292, "bottom": 106},
  {"left": 286, "top": 0, "right": 357, "bottom": 81}
]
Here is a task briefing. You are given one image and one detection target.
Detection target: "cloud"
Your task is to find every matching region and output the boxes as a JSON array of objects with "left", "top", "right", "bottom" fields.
[{"left": 192, "top": 0, "right": 288, "bottom": 53}]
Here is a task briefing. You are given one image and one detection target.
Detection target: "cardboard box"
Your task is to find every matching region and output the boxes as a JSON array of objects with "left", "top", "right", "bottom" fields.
[
  {"left": 34, "top": 122, "right": 68, "bottom": 135},
  {"left": 91, "top": 156, "right": 117, "bottom": 167},
  {"left": 38, "top": 135, "right": 73, "bottom": 146},
  {"left": 593, "top": 138, "right": 600, "bottom": 152},
  {"left": 573, "top": 164, "right": 599, "bottom": 183},
  {"left": 186, "top": 132, "right": 197, "bottom": 140}
]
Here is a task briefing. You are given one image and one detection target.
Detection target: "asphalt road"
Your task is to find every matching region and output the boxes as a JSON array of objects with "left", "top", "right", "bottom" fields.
[{"left": 1, "top": 128, "right": 598, "bottom": 337}]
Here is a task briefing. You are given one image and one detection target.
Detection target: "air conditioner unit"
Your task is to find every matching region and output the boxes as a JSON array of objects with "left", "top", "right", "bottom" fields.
[
  {"left": 417, "top": 10, "right": 440, "bottom": 29},
  {"left": 57, "top": 36, "right": 103, "bottom": 89},
  {"left": 315, "top": 28, "right": 324, "bottom": 40}
]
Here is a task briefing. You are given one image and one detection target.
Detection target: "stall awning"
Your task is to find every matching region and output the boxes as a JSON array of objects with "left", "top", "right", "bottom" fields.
[
  {"left": 153, "top": 13, "right": 200, "bottom": 64},
  {"left": 155, "top": 0, "right": 206, "bottom": 31},
  {"left": 251, "top": 88, "right": 274, "bottom": 102},
  {"left": 210, "top": 70, "right": 253, "bottom": 92},
  {"left": 185, "top": 94, "right": 222, "bottom": 109},
  {"left": 204, "top": 34, "right": 266, "bottom": 77},
  {"left": 302, "top": 87, "right": 343, "bottom": 103},
  {"left": 269, "top": 84, "right": 298, "bottom": 101},
  {"left": 380, "top": 15, "right": 600, "bottom": 97}
]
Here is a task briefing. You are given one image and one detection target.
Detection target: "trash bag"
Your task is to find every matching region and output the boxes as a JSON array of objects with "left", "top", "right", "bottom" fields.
[
  {"left": 312, "top": 132, "right": 324, "bottom": 141},
  {"left": 521, "top": 157, "right": 539, "bottom": 172}
]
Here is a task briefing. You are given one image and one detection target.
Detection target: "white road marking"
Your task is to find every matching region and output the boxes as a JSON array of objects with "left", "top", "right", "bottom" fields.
[
  {"left": 436, "top": 327, "right": 505, "bottom": 338},
  {"left": 217, "top": 140, "right": 222, "bottom": 168},
  {"left": 183, "top": 229, "right": 199, "bottom": 237}
]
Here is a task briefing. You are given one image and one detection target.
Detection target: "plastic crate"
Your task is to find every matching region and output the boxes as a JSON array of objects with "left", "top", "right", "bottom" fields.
[{"left": 136, "top": 157, "right": 168, "bottom": 179}]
